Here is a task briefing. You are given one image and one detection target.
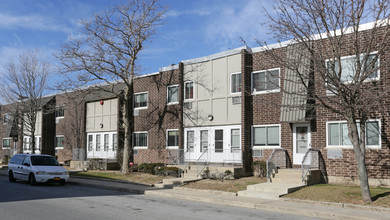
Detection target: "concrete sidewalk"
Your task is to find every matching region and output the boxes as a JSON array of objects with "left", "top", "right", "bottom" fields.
[{"left": 1, "top": 167, "right": 389, "bottom": 220}]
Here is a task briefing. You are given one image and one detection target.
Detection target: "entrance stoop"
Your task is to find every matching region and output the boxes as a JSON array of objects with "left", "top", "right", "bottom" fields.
[{"left": 238, "top": 168, "right": 320, "bottom": 200}]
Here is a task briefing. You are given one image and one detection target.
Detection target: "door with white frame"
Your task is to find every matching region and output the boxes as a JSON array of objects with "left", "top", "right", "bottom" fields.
[
  {"left": 87, "top": 132, "right": 117, "bottom": 159},
  {"left": 184, "top": 125, "right": 241, "bottom": 164},
  {"left": 293, "top": 124, "right": 311, "bottom": 165}
]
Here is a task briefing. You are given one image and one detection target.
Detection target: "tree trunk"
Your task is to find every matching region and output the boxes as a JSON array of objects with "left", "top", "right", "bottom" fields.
[
  {"left": 121, "top": 83, "right": 134, "bottom": 174},
  {"left": 31, "top": 133, "right": 36, "bottom": 154},
  {"left": 354, "top": 149, "right": 372, "bottom": 203}
]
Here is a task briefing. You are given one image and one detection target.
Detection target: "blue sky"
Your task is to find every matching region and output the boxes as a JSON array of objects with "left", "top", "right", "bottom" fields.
[{"left": 0, "top": 0, "right": 274, "bottom": 77}]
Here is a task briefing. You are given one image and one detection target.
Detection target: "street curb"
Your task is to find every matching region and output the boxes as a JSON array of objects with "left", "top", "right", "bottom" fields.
[
  {"left": 282, "top": 197, "right": 390, "bottom": 213},
  {"left": 68, "top": 180, "right": 149, "bottom": 194},
  {"left": 69, "top": 175, "right": 154, "bottom": 187},
  {"left": 173, "top": 186, "right": 237, "bottom": 196}
]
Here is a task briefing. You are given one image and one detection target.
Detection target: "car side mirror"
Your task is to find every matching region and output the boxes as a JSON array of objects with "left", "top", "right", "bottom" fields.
[{"left": 23, "top": 163, "right": 30, "bottom": 166}]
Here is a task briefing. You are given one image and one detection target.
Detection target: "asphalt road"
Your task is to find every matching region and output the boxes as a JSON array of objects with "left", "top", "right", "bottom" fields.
[{"left": 0, "top": 176, "right": 319, "bottom": 220}]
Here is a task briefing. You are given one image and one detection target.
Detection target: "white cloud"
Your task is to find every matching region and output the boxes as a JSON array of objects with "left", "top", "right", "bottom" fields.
[
  {"left": 0, "top": 13, "right": 71, "bottom": 33},
  {"left": 203, "top": 0, "right": 269, "bottom": 49},
  {"left": 166, "top": 9, "right": 212, "bottom": 17}
]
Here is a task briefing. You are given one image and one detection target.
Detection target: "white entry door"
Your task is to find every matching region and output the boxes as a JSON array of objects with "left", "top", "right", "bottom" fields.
[{"left": 293, "top": 124, "right": 311, "bottom": 165}]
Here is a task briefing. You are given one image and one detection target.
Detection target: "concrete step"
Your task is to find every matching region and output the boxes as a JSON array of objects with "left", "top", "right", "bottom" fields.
[
  {"left": 276, "top": 169, "right": 302, "bottom": 175},
  {"left": 247, "top": 182, "right": 305, "bottom": 194},
  {"left": 271, "top": 178, "right": 303, "bottom": 184}
]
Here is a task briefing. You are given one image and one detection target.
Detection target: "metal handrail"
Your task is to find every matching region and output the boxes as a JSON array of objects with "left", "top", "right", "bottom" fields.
[
  {"left": 196, "top": 149, "right": 208, "bottom": 178},
  {"left": 301, "top": 148, "right": 320, "bottom": 183},
  {"left": 266, "top": 148, "right": 288, "bottom": 182}
]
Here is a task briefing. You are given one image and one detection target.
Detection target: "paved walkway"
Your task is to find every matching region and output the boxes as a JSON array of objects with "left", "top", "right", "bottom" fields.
[{"left": 1, "top": 167, "right": 389, "bottom": 220}]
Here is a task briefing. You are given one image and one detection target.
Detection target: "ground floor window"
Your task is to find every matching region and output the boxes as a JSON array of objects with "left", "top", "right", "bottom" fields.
[
  {"left": 2, "top": 138, "right": 11, "bottom": 149},
  {"left": 55, "top": 136, "right": 64, "bottom": 149},
  {"left": 23, "top": 137, "right": 31, "bottom": 150},
  {"left": 252, "top": 125, "right": 280, "bottom": 148},
  {"left": 327, "top": 120, "right": 380, "bottom": 148},
  {"left": 134, "top": 132, "right": 148, "bottom": 148},
  {"left": 167, "top": 129, "right": 179, "bottom": 148}
]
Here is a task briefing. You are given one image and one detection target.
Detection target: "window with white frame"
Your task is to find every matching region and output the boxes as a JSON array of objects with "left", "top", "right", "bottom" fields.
[
  {"left": 55, "top": 106, "right": 65, "bottom": 118},
  {"left": 184, "top": 81, "right": 194, "bottom": 100},
  {"left": 167, "top": 85, "right": 179, "bottom": 104},
  {"left": 134, "top": 92, "right": 148, "bottom": 109},
  {"left": 134, "top": 132, "right": 148, "bottom": 148},
  {"left": 35, "top": 136, "right": 41, "bottom": 151},
  {"left": 2, "top": 138, "right": 11, "bottom": 149},
  {"left": 96, "top": 134, "right": 101, "bottom": 151},
  {"left": 88, "top": 135, "right": 93, "bottom": 151},
  {"left": 252, "top": 68, "right": 280, "bottom": 93},
  {"left": 23, "top": 137, "right": 31, "bottom": 150},
  {"left": 253, "top": 125, "right": 280, "bottom": 148},
  {"left": 187, "top": 130, "right": 194, "bottom": 152},
  {"left": 104, "top": 134, "right": 109, "bottom": 151},
  {"left": 326, "top": 53, "right": 379, "bottom": 83},
  {"left": 327, "top": 120, "right": 380, "bottom": 148},
  {"left": 167, "top": 129, "right": 179, "bottom": 148},
  {"left": 231, "top": 129, "right": 240, "bottom": 152},
  {"left": 231, "top": 72, "right": 241, "bottom": 94},
  {"left": 113, "top": 134, "right": 117, "bottom": 151},
  {"left": 55, "top": 136, "right": 64, "bottom": 149},
  {"left": 3, "top": 113, "right": 11, "bottom": 124}
]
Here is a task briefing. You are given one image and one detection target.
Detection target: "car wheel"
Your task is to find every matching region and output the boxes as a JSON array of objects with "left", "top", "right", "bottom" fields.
[
  {"left": 29, "top": 173, "right": 37, "bottom": 186},
  {"left": 8, "top": 171, "right": 16, "bottom": 182}
]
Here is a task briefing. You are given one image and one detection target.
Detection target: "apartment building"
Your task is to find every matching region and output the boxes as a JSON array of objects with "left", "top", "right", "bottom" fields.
[{"left": 1, "top": 21, "right": 389, "bottom": 185}]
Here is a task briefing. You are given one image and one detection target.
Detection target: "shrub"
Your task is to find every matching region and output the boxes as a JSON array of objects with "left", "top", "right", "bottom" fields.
[
  {"left": 154, "top": 166, "right": 179, "bottom": 176},
  {"left": 137, "top": 163, "right": 164, "bottom": 174},
  {"left": 252, "top": 160, "right": 267, "bottom": 177},
  {"left": 2, "top": 155, "right": 9, "bottom": 164}
]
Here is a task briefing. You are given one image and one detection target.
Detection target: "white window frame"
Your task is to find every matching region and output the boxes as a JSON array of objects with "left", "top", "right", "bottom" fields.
[
  {"left": 3, "top": 113, "right": 11, "bottom": 124},
  {"left": 55, "top": 135, "right": 65, "bottom": 149},
  {"left": 167, "top": 85, "right": 179, "bottom": 105},
  {"left": 251, "top": 68, "right": 280, "bottom": 94},
  {"left": 184, "top": 81, "right": 194, "bottom": 100},
  {"left": 326, "top": 119, "right": 381, "bottom": 149},
  {"left": 134, "top": 131, "right": 148, "bottom": 149},
  {"left": 325, "top": 52, "right": 380, "bottom": 85},
  {"left": 230, "top": 72, "right": 242, "bottom": 95},
  {"left": 55, "top": 105, "right": 65, "bottom": 118},
  {"left": 252, "top": 124, "right": 281, "bottom": 149},
  {"left": 134, "top": 92, "right": 148, "bottom": 110},
  {"left": 2, "top": 138, "right": 11, "bottom": 149},
  {"left": 166, "top": 129, "right": 179, "bottom": 149}
]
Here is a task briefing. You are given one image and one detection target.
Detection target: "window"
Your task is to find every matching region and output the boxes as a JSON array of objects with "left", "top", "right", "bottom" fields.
[
  {"left": 231, "top": 129, "right": 240, "bottom": 152},
  {"left": 3, "top": 113, "right": 11, "bottom": 124},
  {"left": 96, "top": 134, "right": 101, "bottom": 151},
  {"left": 2, "top": 138, "right": 11, "bottom": 149},
  {"left": 252, "top": 68, "right": 280, "bottom": 93},
  {"left": 104, "top": 134, "right": 109, "bottom": 151},
  {"left": 35, "top": 136, "right": 41, "bottom": 151},
  {"left": 184, "top": 81, "right": 194, "bottom": 100},
  {"left": 200, "top": 130, "right": 208, "bottom": 152},
  {"left": 113, "top": 134, "right": 117, "bottom": 151},
  {"left": 88, "top": 135, "right": 93, "bottom": 151},
  {"left": 55, "top": 106, "right": 65, "bottom": 118},
  {"left": 215, "top": 129, "right": 224, "bottom": 153},
  {"left": 134, "top": 92, "right": 148, "bottom": 109},
  {"left": 231, "top": 72, "right": 241, "bottom": 94},
  {"left": 167, "top": 129, "right": 179, "bottom": 148},
  {"left": 326, "top": 53, "right": 379, "bottom": 83},
  {"left": 55, "top": 136, "right": 64, "bottom": 149},
  {"left": 253, "top": 125, "right": 280, "bottom": 148},
  {"left": 327, "top": 120, "right": 380, "bottom": 148},
  {"left": 187, "top": 130, "right": 194, "bottom": 152},
  {"left": 134, "top": 132, "right": 148, "bottom": 148},
  {"left": 167, "top": 85, "right": 179, "bottom": 104},
  {"left": 23, "top": 137, "right": 31, "bottom": 150}
]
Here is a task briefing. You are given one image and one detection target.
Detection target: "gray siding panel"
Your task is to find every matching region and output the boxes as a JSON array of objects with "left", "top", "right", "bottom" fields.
[{"left": 280, "top": 43, "right": 311, "bottom": 122}]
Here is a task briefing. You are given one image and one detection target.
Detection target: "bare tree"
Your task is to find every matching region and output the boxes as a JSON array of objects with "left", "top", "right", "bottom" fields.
[
  {"left": 258, "top": 0, "right": 390, "bottom": 202},
  {"left": 1, "top": 50, "right": 50, "bottom": 155},
  {"left": 57, "top": 0, "right": 166, "bottom": 173}
]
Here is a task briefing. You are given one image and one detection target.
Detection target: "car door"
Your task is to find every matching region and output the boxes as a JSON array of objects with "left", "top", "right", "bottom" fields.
[
  {"left": 10, "top": 155, "right": 26, "bottom": 180},
  {"left": 19, "top": 156, "right": 32, "bottom": 181}
]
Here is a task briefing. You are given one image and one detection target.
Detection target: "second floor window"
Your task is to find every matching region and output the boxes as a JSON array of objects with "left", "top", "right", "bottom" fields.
[
  {"left": 167, "top": 85, "right": 179, "bottom": 104},
  {"left": 231, "top": 73, "right": 241, "bottom": 94},
  {"left": 184, "top": 81, "right": 194, "bottom": 100},
  {"left": 55, "top": 106, "right": 65, "bottom": 118},
  {"left": 134, "top": 92, "right": 148, "bottom": 109},
  {"left": 252, "top": 69, "right": 280, "bottom": 93}
]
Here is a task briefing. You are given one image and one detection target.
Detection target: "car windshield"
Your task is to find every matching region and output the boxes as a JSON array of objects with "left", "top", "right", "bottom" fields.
[{"left": 31, "top": 156, "right": 59, "bottom": 166}]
